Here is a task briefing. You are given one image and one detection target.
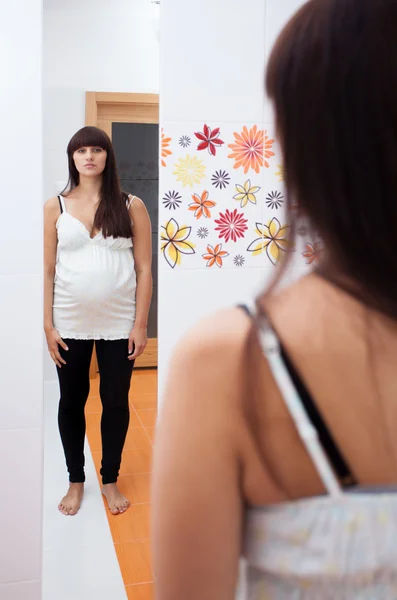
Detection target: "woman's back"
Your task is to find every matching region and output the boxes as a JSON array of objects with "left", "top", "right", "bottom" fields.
[
  {"left": 239, "top": 273, "right": 397, "bottom": 597},
  {"left": 152, "top": 274, "right": 397, "bottom": 599},
  {"left": 241, "top": 273, "right": 397, "bottom": 508}
]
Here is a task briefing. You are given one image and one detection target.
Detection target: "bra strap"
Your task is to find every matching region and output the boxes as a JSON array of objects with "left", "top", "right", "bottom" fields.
[
  {"left": 58, "top": 195, "right": 66, "bottom": 214},
  {"left": 258, "top": 321, "right": 343, "bottom": 498},
  {"left": 127, "top": 194, "right": 136, "bottom": 209}
]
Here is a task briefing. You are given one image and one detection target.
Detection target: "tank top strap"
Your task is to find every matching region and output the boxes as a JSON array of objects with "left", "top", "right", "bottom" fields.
[
  {"left": 58, "top": 195, "right": 66, "bottom": 214},
  {"left": 256, "top": 317, "right": 343, "bottom": 498},
  {"left": 126, "top": 194, "right": 136, "bottom": 209}
]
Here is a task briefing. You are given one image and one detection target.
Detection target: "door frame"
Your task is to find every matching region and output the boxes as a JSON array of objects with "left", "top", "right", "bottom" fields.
[{"left": 85, "top": 92, "right": 159, "bottom": 377}]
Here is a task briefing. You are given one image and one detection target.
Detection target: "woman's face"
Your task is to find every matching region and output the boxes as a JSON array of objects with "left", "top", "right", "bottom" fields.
[{"left": 73, "top": 146, "right": 107, "bottom": 177}]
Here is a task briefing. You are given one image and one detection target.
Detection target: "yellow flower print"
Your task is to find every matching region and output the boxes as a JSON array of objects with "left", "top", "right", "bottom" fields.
[
  {"left": 346, "top": 515, "right": 363, "bottom": 533},
  {"left": 247, "top": 217, "right": 290, "bottom": 265},
  {"left": 275, "top": 164, "right": 284, "bottom": 182},
  {"left": 160, "top": 218, "right": 195, "bottom": 268},
  {"left": 325, "top": 562, "right": 338, "bottom": 575},
  {"left": 173, "top": 154, "right": 206, "bottom": 188},
  {"left": 257, "top": 581, "right": 271, "bottom": 600},
  {"left": 290, "top": 528, "right": 310, "bottom": 544},
  {"left": 233, "top": 179, "right": 261, "bottom": 208}
]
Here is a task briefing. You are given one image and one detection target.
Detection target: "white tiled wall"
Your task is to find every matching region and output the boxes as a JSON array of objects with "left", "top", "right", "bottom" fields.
[
  {"left": 0, "top": 1, "right": 43, "bottom": 598},
  {"left": 43, "top": 0, "right": 160, "bottom": 381},
  {"left": 158, "top": 0, "right": 308, "bottom": 403}
]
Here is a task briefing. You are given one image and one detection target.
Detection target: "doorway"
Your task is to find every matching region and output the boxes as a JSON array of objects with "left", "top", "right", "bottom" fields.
[{"left": 85, "top": 92, "right": 159, "bottom": 373}]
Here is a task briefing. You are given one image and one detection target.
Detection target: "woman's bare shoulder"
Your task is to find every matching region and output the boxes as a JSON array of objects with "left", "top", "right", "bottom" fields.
[
  {"left": 44, "top": 196, "right": 61, "bottom": 220},
  {"left": 170, "top": 307, "right": 252, "bottom": 380},
  {"left": 128, "top": 195, "right": 145, "bottom": 211}
]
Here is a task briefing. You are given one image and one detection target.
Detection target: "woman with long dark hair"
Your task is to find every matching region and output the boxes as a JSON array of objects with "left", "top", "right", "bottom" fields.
[
  {"left": 44, "top": 126, "right": 152, "bottom": 516},
  {"left": 152, "top": 0, "right": 397, "bottom": 597}
]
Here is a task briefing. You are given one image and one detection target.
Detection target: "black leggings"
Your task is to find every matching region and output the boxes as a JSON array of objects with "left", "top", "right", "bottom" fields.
[{"left": 56, "top": 339, "right": 135, "bottom": 485}]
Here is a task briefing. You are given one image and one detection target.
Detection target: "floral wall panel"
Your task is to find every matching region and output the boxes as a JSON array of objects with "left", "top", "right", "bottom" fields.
[
  {"left": 160, "top": 122, "right": 279, "bottom": 271},
  {"left": 261, "top": 124, "right": 321, "bottom": 273}
]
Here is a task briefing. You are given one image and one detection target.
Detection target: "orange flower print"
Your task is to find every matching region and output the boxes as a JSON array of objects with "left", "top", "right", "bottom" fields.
[
  {"left": 188, "top": 190, "right": 216, "bottom": 219},
  {"left": 228, "top": 125, "right": 275, "bottom": 174},
  {"left": 161, "top": 128, "right": 172, "bottom": 167},
  {"left": 303, "top": 242, "right": 324, "bottom": 265},
  {"left": 202, "top": 243, "right": 229, "bottom": 268}
]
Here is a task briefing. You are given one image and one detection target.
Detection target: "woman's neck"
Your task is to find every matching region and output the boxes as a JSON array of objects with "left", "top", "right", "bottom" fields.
[{"left": 74, "top": 176, "right": 102, "bottom": 201}]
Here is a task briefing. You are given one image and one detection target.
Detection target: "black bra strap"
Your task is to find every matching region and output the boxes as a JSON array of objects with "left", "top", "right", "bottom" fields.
[
  {"left": 58, "top": 195, "right": 63, "bottom": 214},
  {"left": 237, "top": 304, "right": 356, "bottom": 487},
  {"left": 279, "top": 344, "right": 356, "bottom": 486},
  {"left": 238, "top": 304, "right": 252, "bottom": 318}
]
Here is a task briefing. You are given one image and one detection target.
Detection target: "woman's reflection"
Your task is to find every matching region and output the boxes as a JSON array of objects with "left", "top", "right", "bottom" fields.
[{"left": 43, "top": 126, "right": 153, "bottom": 516}]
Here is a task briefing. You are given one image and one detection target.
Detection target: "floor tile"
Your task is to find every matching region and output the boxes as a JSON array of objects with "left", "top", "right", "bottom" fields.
[
  {"left": 85, "top": 394, "right": 101, "bottom": 413},
  {"left": 136, "top": 409, "right": 157, "bottom": 427},
  {"left": 118, "top": 473, "right": 151, "bottom": 505},
  {"left": 124, "top": 427, "right": 152, "bottom": 451},
  {"left": 142, "top": 538, "right": 152, "bottom": 569},
  {"left": 119, "top": 447, "right": 153, "bottom": 475},
  {"left": 130, "top": 370, "right": 158, "bottom": 394},
  {"left": 126, "top": 583, "right": 154, "bottom": 600},
  {"left": 85, "top": 412, "right": 103, "bottom": 452},
  {"left": 43, "top": 392, "right": 126, "bottom": 600},
  {"left": 43, "top": 544, "right": 127, "bottom": 600},
  {"left": 51, "top": 369, "right": 158, "bottom": 599},
  {"left": 130, "top": 393, "right": 157, "bottom": 410},
  {"left": 108, "top": 504, "right": 151, "bottom": 542},
  {"left": 89, "top": 377, "right": 100, "bottom": 396},
  {"left": 144, "top": 427, "right": 156, "bottom": 443},
  {"left": 0, "top": 580, "right": 41, "bottom": 600},
  {"left": 115, "top": 541, "right": 152, "bottom": 585}
]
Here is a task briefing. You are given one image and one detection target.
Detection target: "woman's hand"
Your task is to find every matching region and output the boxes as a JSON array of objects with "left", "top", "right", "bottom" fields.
[
  {"left": 128, "top": 326, "right": 148, "bottom": 360},
  {"left": 45, "top": 327, "right": 69, "bottom": 368}
]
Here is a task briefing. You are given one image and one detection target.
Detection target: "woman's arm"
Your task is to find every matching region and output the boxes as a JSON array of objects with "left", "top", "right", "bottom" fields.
[
  {"left": 43, "top": 197, "right": 68, "bottom": 367},
  {"left": 152, "top": 309, "right": 248, "bottom": 600},
  {"left": 128, "top": 197, "right": 153, "bottom": 359}
]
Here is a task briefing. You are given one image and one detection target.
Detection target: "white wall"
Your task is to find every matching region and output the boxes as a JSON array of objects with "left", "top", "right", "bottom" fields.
[
  {"left": 158, "top": 0, "right": 308, "bottom": 402},
  {"left": 0, "top": 2, "right": 43, "bottom": 598},
  {"left": 43, "top": 0, "right": 160, "bottom": 380}
]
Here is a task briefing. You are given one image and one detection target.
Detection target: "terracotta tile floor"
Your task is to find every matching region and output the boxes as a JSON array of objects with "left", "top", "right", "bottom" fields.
[{"left": 85, "top": 368, "right": 157, "bottom": 600}]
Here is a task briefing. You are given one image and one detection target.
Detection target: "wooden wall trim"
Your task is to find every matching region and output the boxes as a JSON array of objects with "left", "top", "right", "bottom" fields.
[{"left": 85, "top": 92, "right": 98, "bottom": 126}]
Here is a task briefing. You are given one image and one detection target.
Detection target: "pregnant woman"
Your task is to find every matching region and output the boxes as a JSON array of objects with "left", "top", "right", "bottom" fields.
[{"left": 44, "top": 126, "right": 152, "bottom": 516}]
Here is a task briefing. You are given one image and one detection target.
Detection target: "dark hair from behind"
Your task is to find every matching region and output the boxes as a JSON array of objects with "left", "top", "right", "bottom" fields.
[
  {"left": 61, "top": 126, "right": 132, "bottom": 239},
  {"left": 264, "top": 0, "right": 397, "bottom": 321}
]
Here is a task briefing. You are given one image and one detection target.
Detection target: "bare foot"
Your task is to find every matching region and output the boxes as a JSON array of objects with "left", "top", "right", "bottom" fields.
[
  {"left": 102, "top": 483, "right": 130, "bottom": 515},
  {"left": 58, "top": 483, "right": 84, "bottom": 516}
]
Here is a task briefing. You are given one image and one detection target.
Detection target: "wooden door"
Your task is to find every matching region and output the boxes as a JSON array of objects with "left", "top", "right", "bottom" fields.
[{"left": 86, "top": 92, "right": 159, "bottom": 375}]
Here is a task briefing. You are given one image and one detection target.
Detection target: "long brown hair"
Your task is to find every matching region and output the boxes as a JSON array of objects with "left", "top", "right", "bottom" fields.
[
  {"left": 61, "top": 126, "right": 132, "bottom": 239},
  {"left": 263, "top": 0, "right": 397, "bottom": 320}
]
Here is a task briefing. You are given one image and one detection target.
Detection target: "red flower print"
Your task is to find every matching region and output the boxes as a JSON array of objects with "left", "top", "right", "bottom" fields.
[
  {"left": 303, "top": 242, "right": 324, "bottom": 265},
  {"left": 202, "top": 244, "right": 229, "bottom": 268},
  {"left": 194, "top": 124, "right": 224, "bottom": 156},
  {"left": 214, "top": 209, "right": 248, "bottom": 243}
]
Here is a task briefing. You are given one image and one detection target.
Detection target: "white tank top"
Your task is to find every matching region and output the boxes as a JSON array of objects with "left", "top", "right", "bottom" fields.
[{"left": 53, "top": 194, "right": 136, "bottom": 340}]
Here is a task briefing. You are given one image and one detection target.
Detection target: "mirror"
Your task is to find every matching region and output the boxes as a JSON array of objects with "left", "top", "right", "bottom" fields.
[{"left": 43, "top": 1, "right": 159, "bottom": 598}]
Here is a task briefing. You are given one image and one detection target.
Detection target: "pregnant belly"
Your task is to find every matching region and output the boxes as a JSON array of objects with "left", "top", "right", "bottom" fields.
[{"left": 55, "top": 268, "right": 135, "bottom": 307}]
